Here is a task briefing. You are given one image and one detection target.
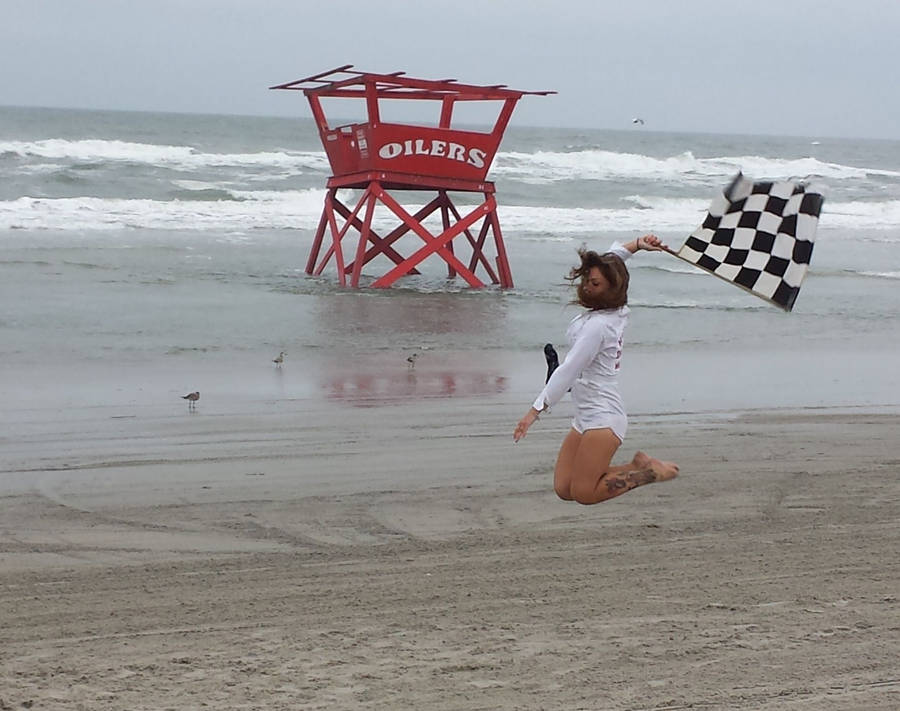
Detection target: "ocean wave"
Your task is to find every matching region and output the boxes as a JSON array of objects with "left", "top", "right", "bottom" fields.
[
  {"left": 788, "top": 265, "right": 900, "bottom": 280},
  {"left": 0, "top": 191, "right": 326, "bottom": 232},
  {"left": 169, "top": 187, "right": 243, "bottom": 202},
  {"left": 629, "top": 298, "right": 767, "bottom": 312},
  {"left": 0, "top": 138, "right": 329, "bottom": 172},
  {"left": 640, "top": 263, "right": 706, "bottom": 275},
  {"left": 854, "top": 235, "right": 900, "bottom": 244},
  {"left": 493, "top": 149, "right": 900, "bottom": 183},
  {"left": 853, "top": 270, "right": 900, "bottom": 280},
  {"left": 171, "top": 180, "right": 251, "bottom": 201},
  {"left": 5, "top": 138, "right": 898, "bottom": 188},
  {"left": 2, "top": 192, "right": 899, "bottom": 233}
]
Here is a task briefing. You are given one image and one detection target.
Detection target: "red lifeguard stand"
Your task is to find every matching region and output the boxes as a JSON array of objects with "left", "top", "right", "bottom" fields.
[{"left": 270, "top": 65, "right": 553, "bottom": 288}]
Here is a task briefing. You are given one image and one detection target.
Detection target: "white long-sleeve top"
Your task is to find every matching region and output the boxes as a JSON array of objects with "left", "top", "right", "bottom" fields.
[{"left": 532, "top": 242, "right": 633, "bottom": 413}]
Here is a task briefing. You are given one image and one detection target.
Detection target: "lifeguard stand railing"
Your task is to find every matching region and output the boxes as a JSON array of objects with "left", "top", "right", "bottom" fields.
[{"left": 270, "top": 65, "right": 553, "bottom": 288}]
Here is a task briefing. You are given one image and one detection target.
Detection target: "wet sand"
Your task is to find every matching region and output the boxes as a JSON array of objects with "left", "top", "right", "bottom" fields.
[{"left": 1, "top": 378, "right": 899, "bottom": 709}]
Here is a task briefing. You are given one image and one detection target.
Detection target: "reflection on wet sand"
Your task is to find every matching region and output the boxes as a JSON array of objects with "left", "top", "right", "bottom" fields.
[
  {"left": 310, "top": 289, "right": 516, "bottom": 406},
  {"left": 312, "top": 290, "right": 509, "bottom": 352},
  {"left": 325, "top": 369, "right": 507, "bottom": 407}
]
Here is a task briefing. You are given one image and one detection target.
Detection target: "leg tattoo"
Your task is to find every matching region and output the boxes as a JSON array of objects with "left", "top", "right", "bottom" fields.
[{"left": 603, "top": 467, "right": 657, "bottom": 496}]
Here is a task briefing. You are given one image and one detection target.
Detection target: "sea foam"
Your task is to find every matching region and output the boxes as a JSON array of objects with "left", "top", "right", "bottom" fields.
[
  {"left": 0, "top": 138, "right": 329, "bottom": 172},
  {"left": 2, "top": 192, "right": 899, "bottom": 234},
  {"left": 5, "top": 138, "right": 898, "bottom": 184},
  {"left": 493, "top": 149, "right": 900, "bottom": 183}
]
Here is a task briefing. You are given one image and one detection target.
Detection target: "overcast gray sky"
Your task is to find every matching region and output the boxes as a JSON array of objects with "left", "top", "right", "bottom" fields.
[{"left": 3, "top": 0, "right": 898, "bottom": 139}]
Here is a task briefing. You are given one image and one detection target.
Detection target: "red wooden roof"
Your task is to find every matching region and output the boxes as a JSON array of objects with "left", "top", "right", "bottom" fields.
[{"left": 270, "top": 65, "right": 555, "bottom": 101}]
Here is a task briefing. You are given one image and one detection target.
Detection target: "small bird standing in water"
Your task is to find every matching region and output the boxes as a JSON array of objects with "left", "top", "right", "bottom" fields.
[
  {"left": 273, "top": 351, "right": 286, "bottom": 367},
  {"left": 182, "top": 391, "right": 200, "bottom": 409},
  {"left": 406, "top": 353, "right": 418, "bottom": 369}
]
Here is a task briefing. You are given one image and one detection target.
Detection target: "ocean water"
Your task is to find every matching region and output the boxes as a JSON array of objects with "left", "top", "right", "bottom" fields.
[{"left": 2, "top": 105, "right": 899, "bottom": 414}]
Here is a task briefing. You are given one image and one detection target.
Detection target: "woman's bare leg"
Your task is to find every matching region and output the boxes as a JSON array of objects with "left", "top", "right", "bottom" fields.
[
  {"left": 569, "top": 429, "right": 621, "bottom": 504},
  {"left": 592, "top": 460, "right": 679, "bottom": 503},
  {"left": 553, "top": 428, "right": 582, "bottom": 500},
  {"left": 570, "top": 431, "right": 679, "bottom": 505}
]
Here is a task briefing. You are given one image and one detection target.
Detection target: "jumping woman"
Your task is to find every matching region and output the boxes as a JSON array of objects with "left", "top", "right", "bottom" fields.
[{"left": 513, "top": 235, "right": 679, "bottom": 504}]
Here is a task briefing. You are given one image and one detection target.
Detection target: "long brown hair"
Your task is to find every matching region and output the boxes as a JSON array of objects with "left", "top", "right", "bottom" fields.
[{"left": 568, "top": 248, "right": 630, "bottom": 310}]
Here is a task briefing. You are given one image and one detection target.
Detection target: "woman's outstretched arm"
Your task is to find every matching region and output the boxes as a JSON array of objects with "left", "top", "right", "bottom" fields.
[
  {"left": 514, "top": 319, "right": 609, "bottom": 442},
  {"left": 618, "top": 233, "right": 671, "bottom": 254}
]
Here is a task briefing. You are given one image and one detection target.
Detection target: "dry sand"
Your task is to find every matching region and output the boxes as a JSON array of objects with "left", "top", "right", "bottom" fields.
[{"left": 1, "top": 390, "right": 899, "bottom": 710}]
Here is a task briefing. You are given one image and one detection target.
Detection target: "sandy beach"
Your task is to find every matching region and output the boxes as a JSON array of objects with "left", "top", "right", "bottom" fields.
[
  {"left": 1, "top": 366, "right": 898, "bottom": 711},
  {"left": 3, "top": 55, "right": 900, "bottom": 711}
]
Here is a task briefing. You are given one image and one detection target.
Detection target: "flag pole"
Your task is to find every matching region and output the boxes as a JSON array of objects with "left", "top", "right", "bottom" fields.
[{"left": 659, "top": 244, "right": 692, "bottom": 265}]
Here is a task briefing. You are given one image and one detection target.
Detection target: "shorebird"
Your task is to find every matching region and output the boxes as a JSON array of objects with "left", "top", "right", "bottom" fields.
[
  {"left": 632, "top": 117, "right": 645, "bottom": 125},
  {"left": 273, "top": 351, "right": 286, "bottom": 367},
  {"left": 182, "top": 391, "right": 200, "bottom": 409},
  {"left": 406, "top": 353, "right": 418, "bottom": 369}
]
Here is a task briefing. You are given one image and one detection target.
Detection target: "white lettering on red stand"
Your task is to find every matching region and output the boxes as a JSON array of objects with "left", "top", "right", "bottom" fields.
[
  {"left": 447, "top": 143, "right": 465, "bottom": 161},
  {"left": 378, "top": 140, "right": 487, "bottom": 168},
  {"left": 379, "top": 142, "right": 403, "bottom": 159}
]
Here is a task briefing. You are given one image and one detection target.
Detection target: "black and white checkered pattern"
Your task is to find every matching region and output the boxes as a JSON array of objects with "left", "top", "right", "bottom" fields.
[{"left": 677, "top": 172, "right": 824, "bottom": 311}]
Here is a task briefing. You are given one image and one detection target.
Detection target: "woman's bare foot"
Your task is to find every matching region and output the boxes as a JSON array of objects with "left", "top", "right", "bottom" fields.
[
  {"left": 648, "top": 456, "right": 679, "bottom": 482},
  {"left": 632, "top": 451, "right": 652, "bottom": 469},
  {"left": 632, "top": 451, "right": 678, "bottom": 481}
]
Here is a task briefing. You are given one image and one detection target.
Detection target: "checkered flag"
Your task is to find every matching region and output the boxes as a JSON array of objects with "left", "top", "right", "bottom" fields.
[{"left": 675, "top": 172, "right": 824, "bottom": 311}]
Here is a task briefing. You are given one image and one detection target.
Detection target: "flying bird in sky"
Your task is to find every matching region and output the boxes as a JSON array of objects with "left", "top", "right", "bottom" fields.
[{"left": 632, "top": 117, "right": 645, "bottom": 126}]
